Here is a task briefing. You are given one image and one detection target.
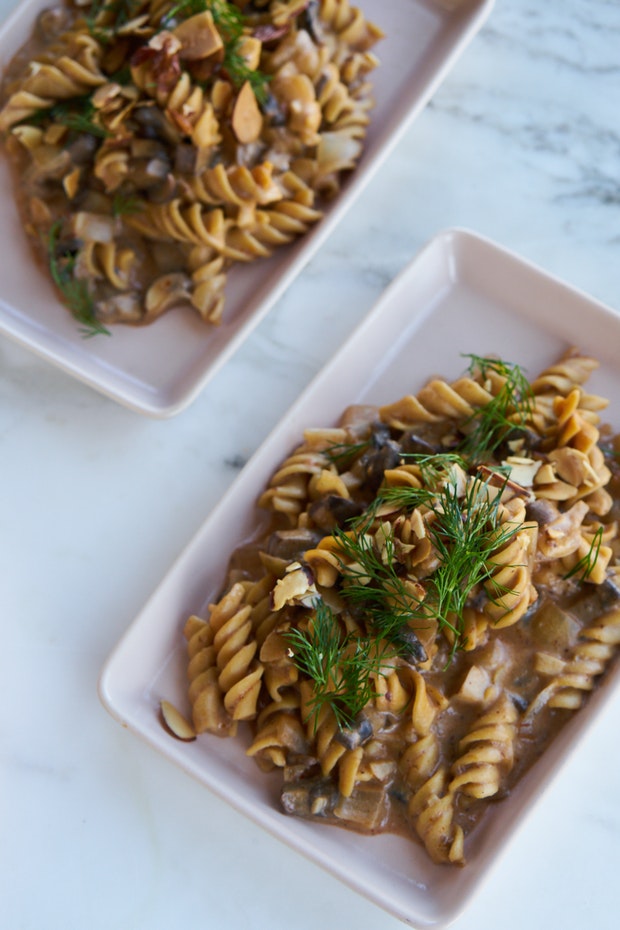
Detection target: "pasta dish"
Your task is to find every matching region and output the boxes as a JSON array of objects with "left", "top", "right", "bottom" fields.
[
  {"left": 0, "top": 1, "right": 382, "bottom": 334},
  {"left": 177, "top": 349, "right": 620, "bottom": 866}
]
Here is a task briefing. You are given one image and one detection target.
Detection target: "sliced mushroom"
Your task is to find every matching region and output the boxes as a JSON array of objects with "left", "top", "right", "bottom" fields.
[
  {"left": 356, "top": 433, "right": 402, "bottom": 492},
  {"left": 266, "top": 528, "right": 323, "bottom": 561},
  {"left": 131, "top": 155, "right": 171, "bottom": 189},
  {"left": 394, "top": 627, "right": 428, "bottom": 664},
  {"left": 133, "top": 104, "right": 181, "bottom": 144},
  {"left": 334, "top": 713, "right": 373, "bottom": 750},
  {"left": 525, "top": 498, "right": 560, "bottom": 527},
  {"left": 298, "top": 0, "right": 324, "bottom": 43},
  {"left": 309, "top": 494, "right": 365, "bottom": 532},
  {"left": 569, "top": 577, "right": 620, "bottom": 624},
  {"left": 400, "top": 432, "right": 440, "bottom": 456},
  {"left": 281, "top": 774, "right": 339, "bottom": 819}
]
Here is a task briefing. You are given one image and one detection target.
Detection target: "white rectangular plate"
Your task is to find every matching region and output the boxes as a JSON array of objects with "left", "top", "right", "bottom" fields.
[
  {"left": 0, "top": 0, "right": 494, "bottom": 417},
  {"left": 99, "top": 228, "right": 620, "bottom": 928}
]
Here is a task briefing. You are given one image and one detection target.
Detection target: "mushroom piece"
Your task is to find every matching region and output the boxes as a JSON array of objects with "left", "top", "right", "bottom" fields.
[
  {"left": 144, "top": 272, "right": 192, "bottom": 319},
  {"left": 394, "top": 627, "right": 428, "bottom": 665},
  {"left": 266, "top": 528, "right": 323, "bottom": 561},
  {"left": 569, "top": 577, "right": 620, "bottom": 624},
  {"left": 298, "top": 0, "right": 324, "bottom": 43},
  {"left": 334, "top": 713, "right": 373, "bottom": 750},
  {"left": 281, "top": 774, "right": 339, "bottom": 819},
  {"left": 133, "top": 104, "right": 181, "bottom": 144},
  {"left": 356, "top": 429, "right": 402, "bottom": 491},
  {"left": 147, "top": 173, "right": 178, "bottom": 203},
  {"left": 231, "top": 81, "right": 263, "bottom": 145},
  {"left": 35, "top": 5, "right": 73, "bottom": 41},
  {"left": 400, "top": 432, "right": 440, "bottom": 456},
  {"left": 525, "top": 498, "right": 560, "bottom": 527},
  {"left": 130, "top": 155, "right": 171, "bottom": 189},
  {"left": 308, "top": 494, "right": 365, "bottom": 532}
]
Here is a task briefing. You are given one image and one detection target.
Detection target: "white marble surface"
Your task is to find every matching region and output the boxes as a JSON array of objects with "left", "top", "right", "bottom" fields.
[{"left": 2, "top": 1, "right": 620, "bottom": 928}]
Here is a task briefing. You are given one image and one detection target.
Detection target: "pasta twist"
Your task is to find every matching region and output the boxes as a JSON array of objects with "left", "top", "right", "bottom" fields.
[
  {"left": 408, "top": 769, "right": 464, "bottom": 866},
  {"left": 184, "top": 582, "right": 264, "bottom": 734},
  {"left": 483, "top": 497, "right": 538, "bottom": 628},
  {"left": 526, "top": 607, "right": 620, "bottom": 715},
  {"left": 449, "top": 694, "right": 518, "bottom": 799},
  {"left": 246, "top": 691, "right": 308, "bottom": 771},
  {"left": 258, "top": 446, "right": 333, "bottom": 521},
  {"left": 0, "top": 32, "right": 106, "bottom": 130},
  {"left": 379, "top": 375, "right": 495, "bottom": 431}
]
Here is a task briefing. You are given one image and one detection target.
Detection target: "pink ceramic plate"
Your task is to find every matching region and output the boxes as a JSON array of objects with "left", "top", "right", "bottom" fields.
[
  {"left": 0, "top": 0, "right": 494, "bottom": 416},
  {"left": 99, "top": 228, "right": 620, "bottom": 927}
]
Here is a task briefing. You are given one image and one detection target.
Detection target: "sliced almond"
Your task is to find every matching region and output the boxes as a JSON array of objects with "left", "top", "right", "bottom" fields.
[
  {"left": 231, "top": 81, "right": 263, "bottom": 145},
  {"left": 160, "top": 700, "right": 196, "bottom": 741},
  {"left": 173, "top": 12, "right": 223, "bottom": 61}
]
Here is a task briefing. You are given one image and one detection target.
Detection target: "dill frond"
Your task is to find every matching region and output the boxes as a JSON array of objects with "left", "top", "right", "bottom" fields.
[
  {"left": 459, "top": 354, "right": 533, "bottom": 461},
  {"left": 47, "top": 223, "right": 110, "bottom": 338}
]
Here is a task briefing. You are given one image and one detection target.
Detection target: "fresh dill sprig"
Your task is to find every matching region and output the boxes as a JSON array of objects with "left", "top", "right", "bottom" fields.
[
  {"left": 459, "top": 354, "right": 533, "bottom": 462},
  {"left": 344, "top": 468, "right": 523, "bottom": 651},
  {"left": 284, "top": 599, "right": 390, "bottom": 731},
  {"left": 323, "top": 438, "right": 372, "bottom": 468},
  {"left": 332, "top": 524, "right": 437, "bottom": 646},
  {"left": 25, "top": 95, "right": 109, "bottom": 138},
  {"left": 47, "top": 223, "right": 110, "bottom": 338},
  {"left": 563, "top": 526, "right": 604, "bottom": 581}
]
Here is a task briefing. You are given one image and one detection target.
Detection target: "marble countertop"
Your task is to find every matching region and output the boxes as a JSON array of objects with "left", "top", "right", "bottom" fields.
[{"left": 2, "top": 2, "right": 619, "bottom": 928}]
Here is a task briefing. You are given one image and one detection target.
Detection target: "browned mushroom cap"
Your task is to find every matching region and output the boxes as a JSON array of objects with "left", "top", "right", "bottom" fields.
[
  {"left": 266, "top": 527, "right": 323, "bottom": 561},
  {"left": 231, "top": 81, "right": 263, "bottom": 145},
  {"left": 308, "top": 495, "right": 365, "bottom": 532}
]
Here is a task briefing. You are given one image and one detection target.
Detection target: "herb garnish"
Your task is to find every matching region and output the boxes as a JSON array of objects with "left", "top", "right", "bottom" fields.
[
  {"left": 47, "top": 223, "right": 110, "bottom": 338},
  {"left": 354, "top": 466, "right": 522, "bottom": 649},
  {"left": 25, "top": 95, "right": 109, "bottom": 138},
  {"left": 323, "top": 438, "right": 372, "bottom": 468},
  {"left": 285, "top": 599, "right": 393, "bottom": 731},
  {"left": 563, "top": 526, "right": 604, "bottom": 581},
  {"left": 459, "top": 354, "right": 533, "bottom": 461}
]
